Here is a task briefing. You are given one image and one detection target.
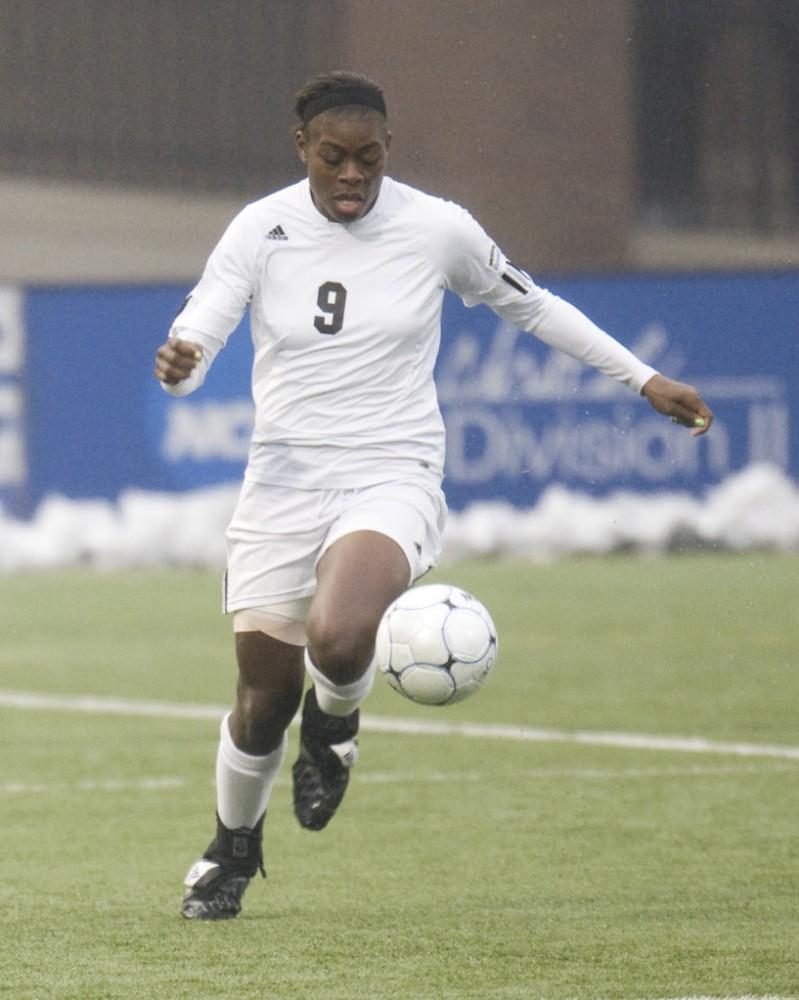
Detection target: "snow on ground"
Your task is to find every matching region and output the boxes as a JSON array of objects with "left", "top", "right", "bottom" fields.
[{"left": 1, "top": 464, "right": 797, "bottom": 573}]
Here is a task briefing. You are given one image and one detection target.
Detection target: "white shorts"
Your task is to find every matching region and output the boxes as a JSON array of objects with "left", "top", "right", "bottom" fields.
[{"left": 224, "top": 478, "right": 447, "bottom": 628}]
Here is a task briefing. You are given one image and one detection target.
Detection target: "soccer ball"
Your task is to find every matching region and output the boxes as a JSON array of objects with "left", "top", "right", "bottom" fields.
[{"left": 375, "top": 584, "right": 498, "bottom": 706}]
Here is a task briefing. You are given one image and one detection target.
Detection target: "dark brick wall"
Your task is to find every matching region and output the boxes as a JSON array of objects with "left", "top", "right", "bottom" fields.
[{"left": 0, "top": 0, "right": 635, "bottom": 271}]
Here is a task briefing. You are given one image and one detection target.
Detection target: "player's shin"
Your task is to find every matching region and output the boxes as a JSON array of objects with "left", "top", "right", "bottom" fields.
[
  {"left": 215, "top": 711, "right": 287, "bottom": 828},
  {"left": 303, "top": 648, "right": 376, "bottom": 716}
]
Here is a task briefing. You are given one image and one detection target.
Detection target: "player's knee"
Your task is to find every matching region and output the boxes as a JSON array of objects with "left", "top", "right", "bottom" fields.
[{"left": 305, "top": 614, "right": 374, "bottom": 685}]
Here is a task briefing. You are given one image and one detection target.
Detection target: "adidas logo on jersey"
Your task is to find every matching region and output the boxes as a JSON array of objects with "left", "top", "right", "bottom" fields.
[{"left": 266, "top": 224, "right": 288, "bottom": 241}]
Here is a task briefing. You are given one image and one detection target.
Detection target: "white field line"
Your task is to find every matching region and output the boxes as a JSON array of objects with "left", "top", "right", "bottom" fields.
[
  {"left": 0, "top": 690, "right": 226, "bottom": 721},
  {"left": 3, "top": 763, "right": 796, "bottom": 797},
  {"left": 357, "top": 762, "right": 799, "bottom": 783},
  {"left": 2, "top": 777, "right": 185, "bottom": 794},
  {"left": 2, "top": 688, "right": 799, "bottom": 761},
  {"left": 361, "top": 715, "right": 799, "bottom": 760}
]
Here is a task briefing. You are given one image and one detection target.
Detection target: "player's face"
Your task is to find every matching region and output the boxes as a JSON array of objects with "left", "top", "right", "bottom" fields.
[{"left": 296, "top": 110, "right": 391, "bottom": 223}]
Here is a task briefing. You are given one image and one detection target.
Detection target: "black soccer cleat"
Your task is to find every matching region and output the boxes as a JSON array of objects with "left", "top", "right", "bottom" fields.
[
  {"left": 180, "top": 813, "right": 266, "bottom": 921},
  {"left": 292, "top": 686, "right": 359, "bottom": 831}
]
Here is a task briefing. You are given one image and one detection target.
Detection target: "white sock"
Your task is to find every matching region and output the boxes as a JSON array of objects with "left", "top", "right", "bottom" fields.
[
  {"left": 304, "top": 648, "right": 376, "bottom": 718},
  {"left": 215, "top": 713, "right": 287, "bottom": 830}
]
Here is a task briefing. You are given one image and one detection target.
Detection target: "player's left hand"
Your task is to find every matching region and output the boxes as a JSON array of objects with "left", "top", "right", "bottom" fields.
[{"left": 641, "top": 373, "right": 713, "bottom": 436}]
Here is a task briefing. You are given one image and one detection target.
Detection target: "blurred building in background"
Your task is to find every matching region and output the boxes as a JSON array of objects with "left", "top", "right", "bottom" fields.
[{"left": 2, "top": 0, "right": 798, "bottom": 282}]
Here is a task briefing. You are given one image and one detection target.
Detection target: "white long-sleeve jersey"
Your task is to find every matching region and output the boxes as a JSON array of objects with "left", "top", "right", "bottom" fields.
[{"left": 164, "top": 176, "right": 657, "bottom": 490}]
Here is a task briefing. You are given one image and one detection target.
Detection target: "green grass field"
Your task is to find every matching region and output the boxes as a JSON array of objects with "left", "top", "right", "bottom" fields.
[{"left": 2, "top": 553, "right": 798, "bottom": 999}]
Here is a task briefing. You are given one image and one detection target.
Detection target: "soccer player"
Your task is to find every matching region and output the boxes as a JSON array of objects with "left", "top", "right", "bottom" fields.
[{"left": 154, "top": 71, "right": 713, "bottom": 921}]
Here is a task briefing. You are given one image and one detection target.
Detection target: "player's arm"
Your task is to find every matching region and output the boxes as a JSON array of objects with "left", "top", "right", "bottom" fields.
[
  {"left": 153, "top": 205, "right": 261, "bottom": 396},
  {"left": 443, "top": 208, "right": 713, "bottom": 434},
  {"left": 532, "top": 297, "right": 713, "bottom": 433}
]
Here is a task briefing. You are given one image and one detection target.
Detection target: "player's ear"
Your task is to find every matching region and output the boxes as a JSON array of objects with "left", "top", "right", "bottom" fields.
[
  {"left": 295, "top": 129, "right": 308, "bottom": 164},
  {"left": 385, "top": 129, "right": 392, "bottom": 154}
]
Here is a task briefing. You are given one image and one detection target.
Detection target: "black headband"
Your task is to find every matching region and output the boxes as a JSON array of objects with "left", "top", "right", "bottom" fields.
[{"left": 301, "top": 87, "right": 387, "bottom": 125}]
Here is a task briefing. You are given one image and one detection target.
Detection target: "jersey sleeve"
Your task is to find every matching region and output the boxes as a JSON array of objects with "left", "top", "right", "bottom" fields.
[
  {"left": 161, "top": 205, "right": 262, "bottom": 397},
  {"left": 441, "top": 206, "right": 658, "bottom": 394}
]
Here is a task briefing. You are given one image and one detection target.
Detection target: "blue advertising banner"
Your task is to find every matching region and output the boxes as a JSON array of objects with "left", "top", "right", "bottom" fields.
[
  {"left": 437, "top": 273, "right": 796, "bottom": 508},
  {"left": 7, "top": 272, "right": 798, "bottom": 518},
  {"left": 0, "top": 288, "right": 26, "bottom": 515}
]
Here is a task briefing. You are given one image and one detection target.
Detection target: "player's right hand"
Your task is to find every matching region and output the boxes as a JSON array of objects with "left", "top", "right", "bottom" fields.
[{"left": 154, "top": 338, "right": 203, "bottom": 385}]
